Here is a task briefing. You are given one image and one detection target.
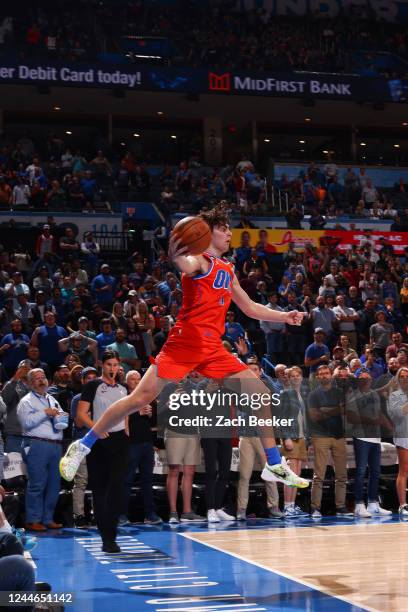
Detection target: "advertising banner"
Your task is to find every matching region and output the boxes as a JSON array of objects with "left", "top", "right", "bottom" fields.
[
  {"left": 0, "top": 60, "right": 402, "bottom": 103},
  {"left": 231, "top": 228, "right": 408, "bottom": 253}
]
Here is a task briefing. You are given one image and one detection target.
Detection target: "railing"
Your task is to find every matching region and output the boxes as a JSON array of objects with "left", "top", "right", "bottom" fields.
[
  {"left": 92, "top": 232, "right": 130, "bottom": 252},
  {"left": 271, "top": 187, "right": 289, "bottom": 213}
]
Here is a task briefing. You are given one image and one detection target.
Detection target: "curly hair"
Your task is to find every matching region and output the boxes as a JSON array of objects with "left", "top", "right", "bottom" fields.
[{"left": 198, "top": 202, "right": 230, "bottom": 230}]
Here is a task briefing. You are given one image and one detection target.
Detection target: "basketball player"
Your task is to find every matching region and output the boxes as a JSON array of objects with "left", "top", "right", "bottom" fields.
[{"left": 60, "top": 205, "right": 309, "bottom": 489}]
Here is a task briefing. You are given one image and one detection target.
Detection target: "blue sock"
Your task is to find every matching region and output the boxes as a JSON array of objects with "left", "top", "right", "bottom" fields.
[
  {"left": 81, "top": 430, "right": 99, "bottom": 450},
  {"left": 265, "top": 447, "right": 282, "bottom": 466}
]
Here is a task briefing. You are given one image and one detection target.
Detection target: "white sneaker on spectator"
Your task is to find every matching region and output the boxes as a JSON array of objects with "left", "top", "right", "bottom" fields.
[
  {"left": 216, "top": 509, "right": 235, "bottom": 521},
  {"left": 207, "top": 509, "right": 220, "bottom": 523},
  {"left": 399, "top": 504, "right": 408, "bottom": 517},
  {"left": 354, "top": 503, "right": 371, "bottom": 518},
  {"left": 284, "top": 506, "right": 299, "bottom": 519},
  {"left": 367, "top": 502, "right": 392, "bottom": 516}
]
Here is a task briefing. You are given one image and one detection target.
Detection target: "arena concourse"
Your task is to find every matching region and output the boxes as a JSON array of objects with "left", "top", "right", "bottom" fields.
[{"left": 0, "top": 1, "right": 408, "bottom": 611}]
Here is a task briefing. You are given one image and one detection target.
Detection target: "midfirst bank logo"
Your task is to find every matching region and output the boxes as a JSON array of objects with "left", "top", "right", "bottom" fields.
[
  {"left": 208, "top": 72, "right": 231, "bottom": 92},
  {"left": 208, "top": 72, "right": 352, "bottom": 97}
]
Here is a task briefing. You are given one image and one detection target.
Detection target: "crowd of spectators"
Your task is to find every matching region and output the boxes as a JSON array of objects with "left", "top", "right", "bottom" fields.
[
  {"left": 279, "top": 161, "right": 408, "bottom": 229},
  {"left": 3, "top": 1, "right": 408, "bottom": 77},
  {"left": 0, "top": 210, "right": 405, "bottom": 540},
  {"left": 0, "top": 136, "right": 269, "bottom": 215}
]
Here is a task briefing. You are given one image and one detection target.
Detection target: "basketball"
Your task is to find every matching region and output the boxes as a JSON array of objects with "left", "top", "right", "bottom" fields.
[{"left": 172, "top": 216, "right": 211, "bottom": 255}]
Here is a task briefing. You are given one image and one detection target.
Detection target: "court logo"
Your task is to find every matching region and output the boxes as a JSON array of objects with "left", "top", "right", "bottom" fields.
[{"left": 208, "top": 72, "right": 231, "bottom": 92}]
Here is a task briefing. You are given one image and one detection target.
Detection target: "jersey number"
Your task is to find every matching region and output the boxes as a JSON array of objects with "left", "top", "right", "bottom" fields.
[{"left": 213, "top": 269, "right": 231, "bottom": 290}]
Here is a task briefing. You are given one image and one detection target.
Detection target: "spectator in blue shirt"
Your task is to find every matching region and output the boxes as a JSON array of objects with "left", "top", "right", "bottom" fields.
[
  {"left": 359, "top": 348, "right": 384, "bottom": 380},
  {"left": 96, "top": 319, "right": 116, "bottom": 360},
  {"left": 304, "top": 328, "right": 330, "bottom": 374},
  {"left": 80, "top": 170, "right": 98, "bottom": 206},
  {"left": 91, "top": 263, "right": 117, "bottom": 308},
  {"left": 30, "top": 311, "right": 67, "bottom": 373},
  {"left": 0, "top": 319, "right": 30, "bottom": 378},
  {"left": 225, "top": 311, "right": 246, "bottom": 344}
]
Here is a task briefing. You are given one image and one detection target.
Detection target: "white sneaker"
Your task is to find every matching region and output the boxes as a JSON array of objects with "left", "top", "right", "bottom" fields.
[
  {"left": 236, "top": 508, "right": 246, "bottom": 521},
  {"left": 367, "top": 502, "right": 392, "bottom": 516},
  {"left": 59, "top": 440, "right": 90, "bottom": 482},
  {"left": 261, "top": 457, "right": 309, "bottom": 488},
  {"left": 399, "top": 504, "right": 408, "bottom": 517},
  {"left": 354, "top": 503, "right": 371, "bottom": 518},
  {"left": 207, "top": 509, "right": 220, "bottom": 523},
  {"left": 216, "top": 509, "right": 235, "bottom": 521}
]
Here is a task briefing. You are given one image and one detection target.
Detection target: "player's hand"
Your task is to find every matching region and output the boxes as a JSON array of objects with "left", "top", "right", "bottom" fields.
[
  {"left": 286, "top": 311, "right": 305, "bottom": 326},
  {"left": 169, "top": 233, "right": 189, "bottom": 260},
  {"left": 100, "top": 432, "right": 110, "bottom": 439}
]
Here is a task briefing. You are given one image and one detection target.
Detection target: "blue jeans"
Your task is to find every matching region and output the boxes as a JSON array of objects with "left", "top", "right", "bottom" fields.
[
  {"left": 353, "top": 438, "right": 381, "bottom": 504},
  {"left": 22, "top": 439, "right": 62, "bottom": 524},
  {"left": 0, "top": 555, "right": 35, "bottom": 611},
  {"left": 122, "top": 442, "right": 155, "bottom": 517},
  {"left": 5, "top": 434, "right": 25, "bottom": 453}
]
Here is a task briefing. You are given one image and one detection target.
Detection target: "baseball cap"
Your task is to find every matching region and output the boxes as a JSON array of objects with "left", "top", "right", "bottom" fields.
[
  {"left": 333, "top": 346, "right": 344, "bottom": 353},
  {"left": 70, "top": 364, "right": 84, "bottom": 375},
  {"left": 55, "top": 364, "right": 69, "bottom": 371},
  {"left": 78, "top": 316, "right": 88, "bottom": 323},
  {"left": 43, "top": 224, "right": 50, "bottom": 229},
  {"left": 128, "top": 289, "right": 138, "bottom": 296},
  {"left": 101, "top": 263, "right": 110, "bottom": 270},
  {"left": 81, "top": 366, "right": 97, "bottom": 378},
  {"left": 314, "top": 327, "right": 325, "bottom": 334}
]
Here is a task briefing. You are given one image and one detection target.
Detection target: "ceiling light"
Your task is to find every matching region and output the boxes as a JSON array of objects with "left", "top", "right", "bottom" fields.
[
  {"left": 65, "top": 130, "right": 72, "bottom": 135},
  {"left": 53, "top": 106, "right": 61, "bottom": 111},
  {"left": 360, "top": 142, "right": 366, "bottom": 146},
  {"left": 120, "top": 142, "right": 126, "bottom": 146},
  {"left": 171, "top": 135, "right": 177, "bottom": 139},
  {"left": 133, "top": 133, "right": 140, "bottom": 137},
  {"left": 322, "top": 150, "right": 329, "bottom": 154},
  {"left": 403, "top": 122, "right": 408, "bottom": 126},
  {"left": 305, "top": 117, "right": 311, "bottom": 122},
  {"left": 300, "top": 149, "right": 305, "bottom": 152},
  {"left": 157, "top": 111, "right": 164, "bottom": 116},
  {"left": 299, "top": 140, "right": 305, "bottom": 144},
  {"left": 394, "top": 144, "right": 400, "bottom": 148},
  {"left": 264, "top": 138, "right": 270, "bottom": 143}
]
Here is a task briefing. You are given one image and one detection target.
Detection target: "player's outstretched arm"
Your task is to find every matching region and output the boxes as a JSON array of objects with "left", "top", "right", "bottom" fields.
[
  {"left": 168, "top": 233, "right": 206, "bottom": 276},
  {"left": 231, "top": 274, "right": 304, "bottom": 325}
]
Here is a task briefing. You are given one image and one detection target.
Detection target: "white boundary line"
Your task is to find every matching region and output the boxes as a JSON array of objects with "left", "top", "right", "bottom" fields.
[{"left": 179, "top": 530, "right": 376, "bottom": 612}]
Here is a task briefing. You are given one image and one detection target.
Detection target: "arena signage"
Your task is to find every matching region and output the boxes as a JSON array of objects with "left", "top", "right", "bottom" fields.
[
  {"left": 236, "top": 0, "right": 408, "bottom": 23},
  {"left": 210, "top": 73, "right": 353, "bottom": 97},
  {"left": 231, "top": 228, "right": 408, "bottom": 254},
  {"left": 0, "top": 61, "right": 400, "bottom": 103}
]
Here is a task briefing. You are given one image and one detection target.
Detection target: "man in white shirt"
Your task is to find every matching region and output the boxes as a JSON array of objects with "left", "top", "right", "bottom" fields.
[
  {"left": 17, "top": 368, "right": 67, "bottom": 531},
  {"left": 332, "top": 294, "right": 359, "bottom": 350},
  {"left": 12, "top": 178, "right": 30, "bottom": 208}
]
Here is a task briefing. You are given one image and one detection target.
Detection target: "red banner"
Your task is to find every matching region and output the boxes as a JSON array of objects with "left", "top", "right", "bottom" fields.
[{"left": 326, "top": 230, "right": 408, "bottom": 253}]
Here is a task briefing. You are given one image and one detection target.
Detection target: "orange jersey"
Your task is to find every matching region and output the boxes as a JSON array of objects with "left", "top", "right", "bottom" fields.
[{"left": 172, "top": 253, "right": 234, "bottom": 345}]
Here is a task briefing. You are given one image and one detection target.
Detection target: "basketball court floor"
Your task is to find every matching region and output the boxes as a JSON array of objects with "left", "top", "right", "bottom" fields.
[{"left": 31, "top": 515, "right": 408, "bottom": 612}]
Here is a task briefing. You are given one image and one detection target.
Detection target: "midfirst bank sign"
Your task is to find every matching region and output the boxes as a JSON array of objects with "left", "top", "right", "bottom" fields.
[{"left": 217, "top": 74, "right": 351, "bottom": 97}]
